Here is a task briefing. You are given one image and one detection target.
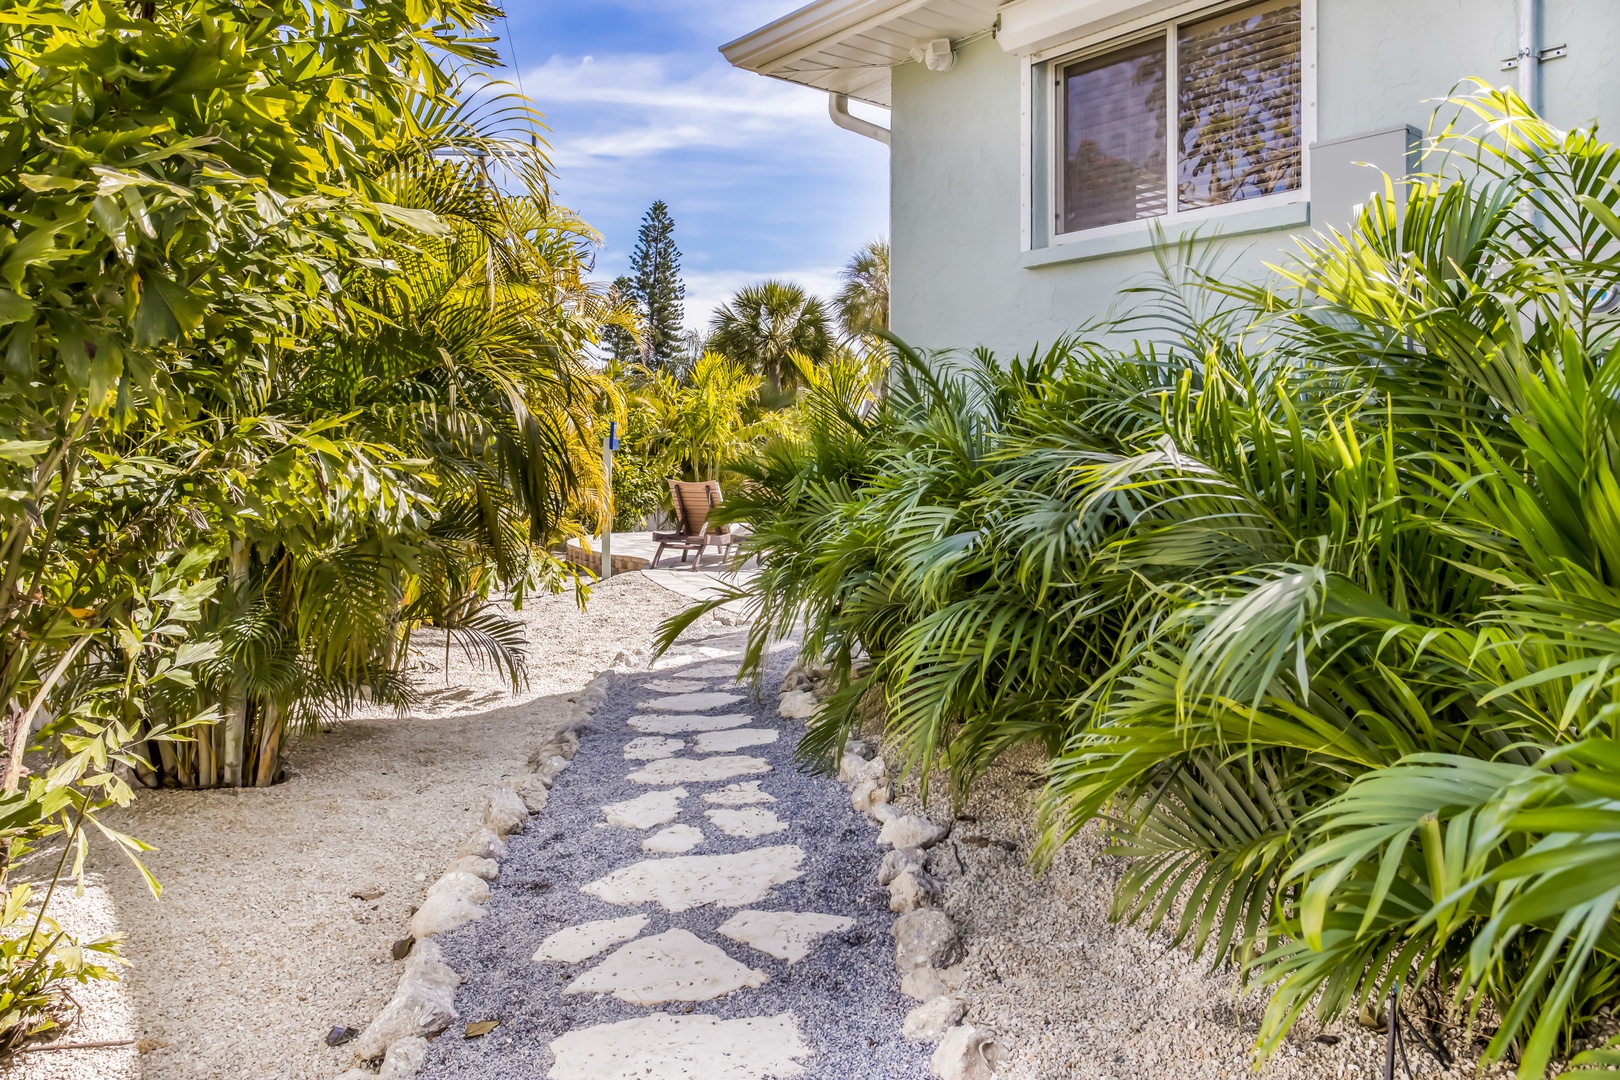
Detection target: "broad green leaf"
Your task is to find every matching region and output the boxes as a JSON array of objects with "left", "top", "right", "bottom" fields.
[{"left": 133, "top": 271, "right": 205, "bottom": 347}]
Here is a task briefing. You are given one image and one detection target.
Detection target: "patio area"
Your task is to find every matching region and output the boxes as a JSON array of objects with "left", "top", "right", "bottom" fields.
[{"left": 568, "top": 532, "right": 758, "bottom": 615}]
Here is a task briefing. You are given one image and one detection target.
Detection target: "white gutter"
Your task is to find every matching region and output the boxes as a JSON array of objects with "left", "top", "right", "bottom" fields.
[{"left": 829, "top": 93, "right": 891, "bottom": 146}]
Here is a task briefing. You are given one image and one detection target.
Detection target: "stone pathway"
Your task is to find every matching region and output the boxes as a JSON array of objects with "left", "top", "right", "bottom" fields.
[{"left": 419, "top": 629, "right": 931, "bottom": 1079}]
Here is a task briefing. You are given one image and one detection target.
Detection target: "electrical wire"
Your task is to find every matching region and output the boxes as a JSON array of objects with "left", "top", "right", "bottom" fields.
[{"left": 500, "top": 11, "right": 527, "bottom": 100}]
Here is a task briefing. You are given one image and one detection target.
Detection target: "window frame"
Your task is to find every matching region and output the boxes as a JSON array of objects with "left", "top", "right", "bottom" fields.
[{"left": 1026, "top": 0, "right": 1316, "bottom": 250}]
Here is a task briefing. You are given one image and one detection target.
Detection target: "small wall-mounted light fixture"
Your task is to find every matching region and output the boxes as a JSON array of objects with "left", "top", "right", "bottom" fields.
[{"left": 910, "top": 38, "right": 957, "bottom": 72}]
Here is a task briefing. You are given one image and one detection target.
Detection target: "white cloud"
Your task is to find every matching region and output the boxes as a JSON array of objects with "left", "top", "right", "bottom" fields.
[
  {"left": 525, "top": 54, "right": 820, "bottom": 117},
  {"left": 523, "top": 54, "right": 832, "bottom": 167},
  {"left": 498, "top": 24, "right": 887, "bottom": 339}
]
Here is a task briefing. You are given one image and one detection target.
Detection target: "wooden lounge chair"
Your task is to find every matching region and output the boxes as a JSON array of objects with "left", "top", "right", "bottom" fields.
[{"left": 651, "top": 480, "right": 736, "bottom": 570}]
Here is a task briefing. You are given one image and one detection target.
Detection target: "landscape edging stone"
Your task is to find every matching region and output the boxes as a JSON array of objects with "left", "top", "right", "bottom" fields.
[{"left": 343, "top": 668, "right": 617, "bottom": 1076}]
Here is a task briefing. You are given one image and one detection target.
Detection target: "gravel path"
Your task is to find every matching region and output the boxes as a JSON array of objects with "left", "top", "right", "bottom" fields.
[
  {"left": 420, "top": 627, "right": 931, "bottom": 1079},
  {"left": 9, "top": 574, "right": 691, "bottom": 1080}
]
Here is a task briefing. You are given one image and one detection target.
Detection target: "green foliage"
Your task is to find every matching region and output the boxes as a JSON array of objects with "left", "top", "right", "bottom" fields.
[
  {"left": 0, "top": 555, "right": 220, "bottom": 1047},
  {"left": 708, "top": 280, "right": 835, "bottom": 399},
  {"left": 606, "top": 347, "right": 871, "bottom": 530},
  {"left": 0, "top": 883, "right": 123, "bottom": 1051},
  {"left": 0, "top": 0, "right": 622, "bottom": 1046},
  {"left": 836, "top": 240, "right": 889, "bottom": 341},
  {"left": 609, "top": 394, "right": 677, "bottom": 530},
  {"left": 628, "top": 201, "right": 686, "bottom": 371},
  {"left": 603, "top": 275, "right": 642, "bottom": 366},
  {"left": 684, "top": 84, "right": 1620, "bottom": 1076},
  {"left": 0, "top": 0, "right": 623, "bottom": 793}
]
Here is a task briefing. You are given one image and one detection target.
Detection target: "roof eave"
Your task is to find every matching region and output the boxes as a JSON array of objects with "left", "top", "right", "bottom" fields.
[{"left": 721, "top": 0, "right": 904, "bottom": 73}]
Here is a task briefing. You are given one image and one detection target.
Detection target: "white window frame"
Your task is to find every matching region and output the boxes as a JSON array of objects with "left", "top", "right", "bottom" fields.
[{"left": 1022, "top": 0, "right": 1316, "bottom": 252}]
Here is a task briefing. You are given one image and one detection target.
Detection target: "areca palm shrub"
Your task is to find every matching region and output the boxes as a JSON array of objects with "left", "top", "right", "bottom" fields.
[
  {"left": 157, "top": 114, "right": 622, "bottom": 790},
  {"left": 0, "top": 0, "right": 567, "bottom": 1036},
  {"left": 674, "top": 85, "right": 1620, "bottom": 1076}
]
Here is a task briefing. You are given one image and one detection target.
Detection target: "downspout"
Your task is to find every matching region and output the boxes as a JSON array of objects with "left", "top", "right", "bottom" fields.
[
  {"left": 829, "top": 93, "right": 891, "bottom": 146},
  {"left": 1515, "top": 0, "right": 1539, "bottom": 111}
]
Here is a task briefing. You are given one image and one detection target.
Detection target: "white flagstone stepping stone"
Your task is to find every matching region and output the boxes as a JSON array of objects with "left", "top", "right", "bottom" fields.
[
  {"left": 549, "top": 1012, "right": 810, "bottom": 1080},
  {"left": 623, "top": 736, "right": 684, "bottom": 760},
  {"left": 564, "top": 928, "right": 767, "bottom": 1005},
  {"left": 706, "top": 806, "right": 788, "bottom": 839},
  {"left": 627, "top": 755, "right": 771, "bottom": 785},
  {"left": 644, "top": 677, "right": 710, "bottom": 693},
  {"left": 643, "top": 824, "right": 704, "bottom": 853},
  {"left": 681, "top": 661, "right": 741, "bottom": 679},
  {"left": 699, "top": 646, "right": 742, "bottom": 658},
  {"left": 716, "top": 910, "right": 856, "bottom": 964},
  {"left": 693, "top": 728, "right": 779, "bottom": 754},
  {"left": 629, "top": 713, "right": 754, "bottom": 735},
  {"left": 533, "top": 915, "right": 650, "bottom": 964},
  {"left": 702, "top": 781, "right": 776, "bottom": 806},
  {"left": 637, "top": 692, "right": 744, "bottom": 713},
  {"left": 602, "top": 787, "right": 688, "bottom": 829},
  {"left": 582, "top": 846, "right": 806, "bottom": 911},
  {"left": 650, "top": 653, "right": 695, "bottom": 670}
]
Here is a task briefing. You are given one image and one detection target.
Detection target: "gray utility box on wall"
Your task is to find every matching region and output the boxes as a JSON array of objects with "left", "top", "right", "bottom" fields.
[{"left": 1308, "top": 125, "right": 1422, "bottom": 234}]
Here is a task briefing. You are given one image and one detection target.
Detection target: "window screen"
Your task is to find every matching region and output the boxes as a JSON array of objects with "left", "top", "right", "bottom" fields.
[
  {"left": 1059, "top": 36, "right": 1167, "bottom": 233},
  {"left": 1177, "top": 0, "right": 1303, "bottom": 210}
]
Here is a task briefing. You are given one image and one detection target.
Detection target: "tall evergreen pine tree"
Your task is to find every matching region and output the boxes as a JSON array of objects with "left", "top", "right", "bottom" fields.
[
  {"left": 602, "top": 274, "right": 640, "bottom": 365},
  {"left": 628, "top": 201, "right": 685, "bottom": 370}
]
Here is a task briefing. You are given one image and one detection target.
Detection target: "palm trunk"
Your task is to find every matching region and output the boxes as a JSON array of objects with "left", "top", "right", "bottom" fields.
[
  {"left": 154, "top": 735, "right": 179, "bottom": 787},
  {"left": 253, "top": 701, "right": 283, "bottom": 788},
  {"left": 220, "top": 542, "right": 250, "bottom": 787},
  {"left": 197, "top": 721, "right": 217, "bottom": 788}
]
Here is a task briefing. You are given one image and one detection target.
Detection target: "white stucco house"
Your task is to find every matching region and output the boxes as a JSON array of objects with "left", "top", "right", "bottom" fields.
[{"left": 723, "top": 0, "right": 1620, "bottom": 353}]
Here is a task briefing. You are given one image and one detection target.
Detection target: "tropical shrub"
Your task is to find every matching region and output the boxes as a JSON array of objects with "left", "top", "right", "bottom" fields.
[
  {"left": 0, "top": 0, "right": 618, "bottom": 1045},
  {"left": 0, "top": 554, "right": 221, "bottom": 1045},
  {"left": 673, "top": 85, "right": 1620, "bottom": 1076},
  {"left": 0, "top": 1, "right": 621, "bottom": 793},
  {"left": 608, "top": 349, "right": 835, "bottom": 524}
]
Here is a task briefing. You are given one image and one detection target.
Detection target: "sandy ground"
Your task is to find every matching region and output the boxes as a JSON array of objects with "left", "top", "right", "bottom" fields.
[
  {"left": 893, "top": 745, "right": 1513, "bottom": 1080},
  {"left": 7, "top": 574, "right": 689, "bottom": 1080}
]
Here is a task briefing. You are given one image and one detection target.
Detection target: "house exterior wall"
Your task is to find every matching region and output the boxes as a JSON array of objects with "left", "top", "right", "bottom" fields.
[{"left": 889, "top": 0, "right": 1620, "bottom": 355}]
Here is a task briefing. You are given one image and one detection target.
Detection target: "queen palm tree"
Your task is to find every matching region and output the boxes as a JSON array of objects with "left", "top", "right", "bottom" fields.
[{"left": 708, "top": 280, "right": 835, "bottom": 399}]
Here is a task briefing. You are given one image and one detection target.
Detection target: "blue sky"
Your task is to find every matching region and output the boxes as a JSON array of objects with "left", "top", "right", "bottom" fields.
[{"left": 490, "top": 2, "right": 890, "bottom": 333}]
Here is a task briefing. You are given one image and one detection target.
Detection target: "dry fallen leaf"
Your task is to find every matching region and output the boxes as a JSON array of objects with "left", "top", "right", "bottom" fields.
[{"left": 463, "top": 1020, "right": 500, "bottom": 1038}]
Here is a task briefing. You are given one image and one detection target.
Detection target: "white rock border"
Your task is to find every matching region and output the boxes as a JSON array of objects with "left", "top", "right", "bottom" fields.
[
  {"left": 342, "top": 669, "right": 619, "bottom": 1077},
  {"left": 783, "top": 660, "right": 1008, "bottom": 1080}
]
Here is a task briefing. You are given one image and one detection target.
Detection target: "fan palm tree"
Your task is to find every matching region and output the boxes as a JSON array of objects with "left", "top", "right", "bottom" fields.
[
  {"left": 835, "top": 240, "right": 890, "bottom": 341},
  {"left": 708, "top": 280, "right": 835, "bottom": 399}
]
